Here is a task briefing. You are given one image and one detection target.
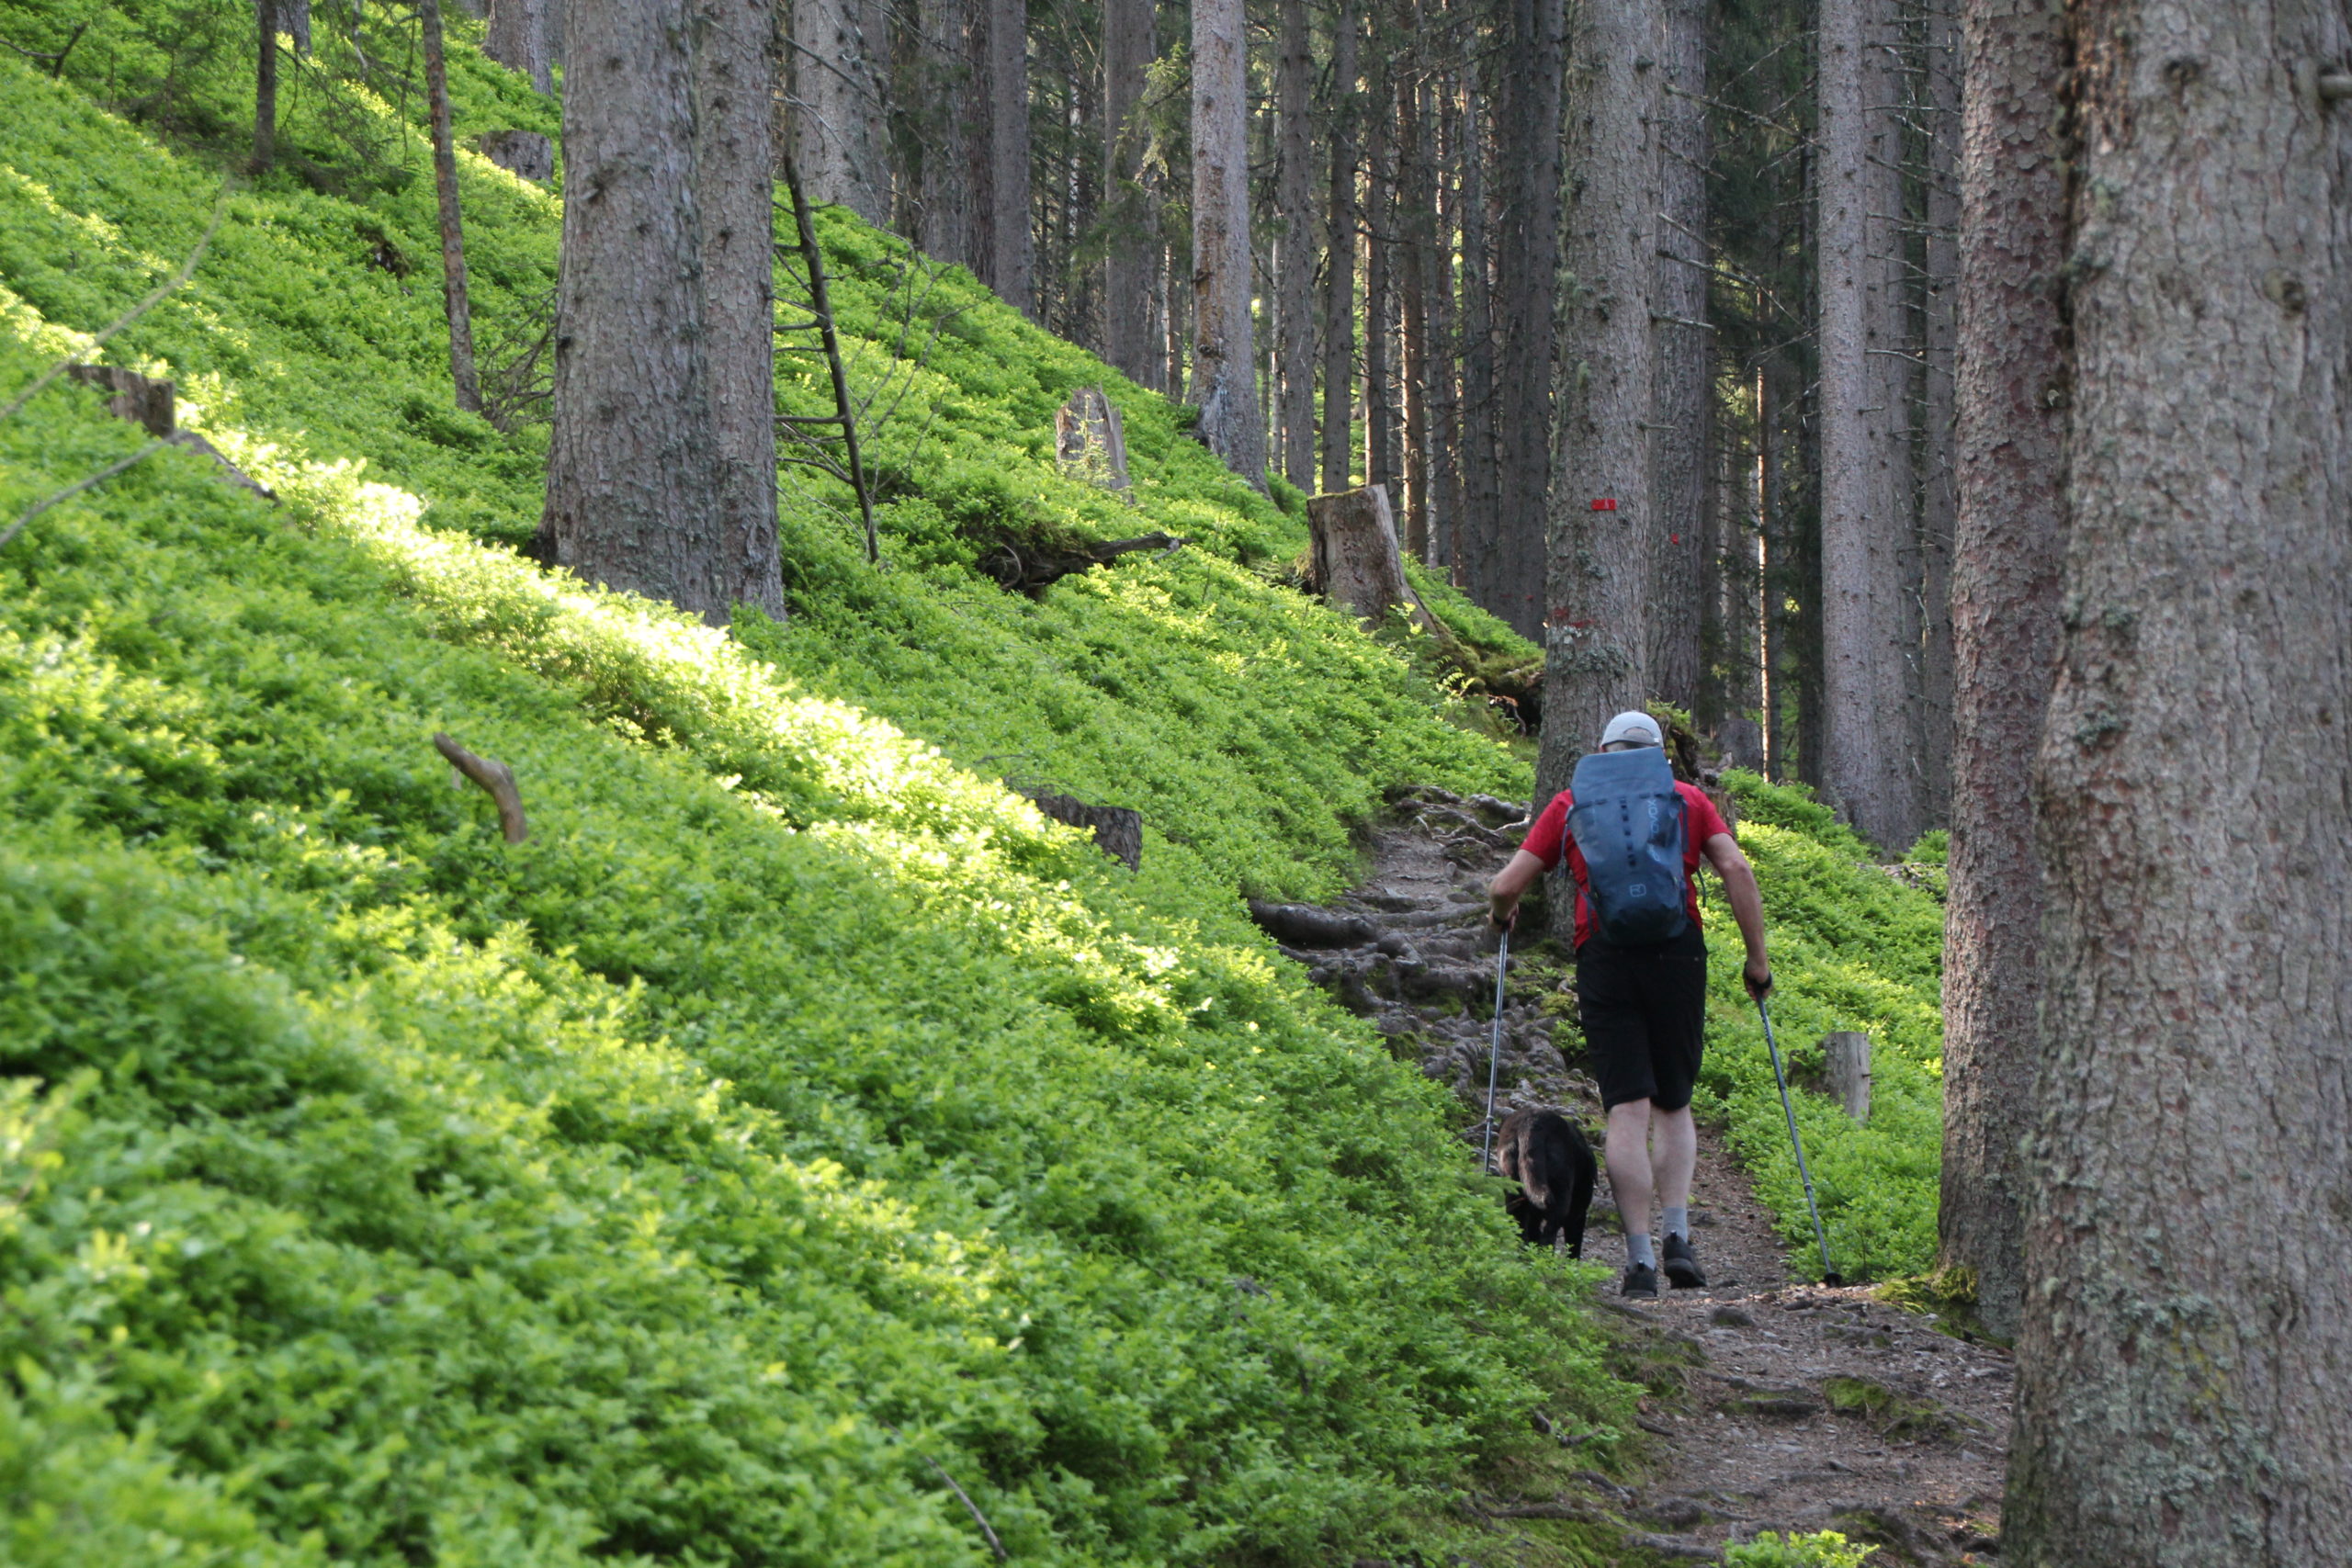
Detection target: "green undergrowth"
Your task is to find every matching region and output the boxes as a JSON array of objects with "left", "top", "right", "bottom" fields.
[{"left": 0, "top": 33, "right": 1641, "bottom": 1568}]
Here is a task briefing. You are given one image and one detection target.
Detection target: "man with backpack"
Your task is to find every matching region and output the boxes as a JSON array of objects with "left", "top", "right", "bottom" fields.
[{"left": 1486, "top": 710, "right": 1773, "bottom": 1298}]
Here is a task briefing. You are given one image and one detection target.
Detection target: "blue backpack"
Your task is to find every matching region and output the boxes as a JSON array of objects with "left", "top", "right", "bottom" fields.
[{"left": 1567, "top": 747, "right": 1690, "bottom": 945}]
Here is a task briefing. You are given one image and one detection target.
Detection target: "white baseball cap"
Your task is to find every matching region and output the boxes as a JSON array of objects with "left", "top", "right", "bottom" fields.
[{"left": 1600, "top": 710, "right": 1664, "bottom": 749}]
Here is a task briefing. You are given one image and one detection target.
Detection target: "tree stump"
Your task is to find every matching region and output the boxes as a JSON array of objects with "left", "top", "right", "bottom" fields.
[
  {"left": 482, "top": 130, "right": 555, "bottom": 183},
  {"left": 1305, "top": 483, "right": 1443, "bottom": 635},
  {"left": 66, "top": 365, "right": 175, "bottom": 436},
  {"left": 1823, "top": 1031, "right": 1871, "bottom": 1122},
  {"left": 1021, "top": 790, "right": 1142, "bottom": 870},
  {"left": 1055, "top": 386, "right": 1131, "bottom": 491}
]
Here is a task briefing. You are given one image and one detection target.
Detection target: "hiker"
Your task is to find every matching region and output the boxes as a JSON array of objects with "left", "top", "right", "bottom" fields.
[{"left": 1486, "top": 711, "right": 1772, "bottom": 1299}]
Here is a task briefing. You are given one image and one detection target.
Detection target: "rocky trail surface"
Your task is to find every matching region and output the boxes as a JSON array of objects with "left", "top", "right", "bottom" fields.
[{"left": 1258, "top": 788, "right": 2008, "bottom": 1565}]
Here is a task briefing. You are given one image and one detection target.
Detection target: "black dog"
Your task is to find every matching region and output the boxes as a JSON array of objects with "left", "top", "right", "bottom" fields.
[{"left": 1496, "top": 1108, "right": 1597, "bottom": 1258}]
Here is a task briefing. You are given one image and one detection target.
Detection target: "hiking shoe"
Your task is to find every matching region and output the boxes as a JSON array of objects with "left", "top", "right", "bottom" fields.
[
  {"left": 1621, "top": 1263, "right": 1659, "bottom": 1299},
  {"left": 1661, "top": 1233, "right": 1707, "bottom": 1289}
]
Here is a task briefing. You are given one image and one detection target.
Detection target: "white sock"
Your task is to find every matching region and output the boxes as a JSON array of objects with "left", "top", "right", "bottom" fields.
[{"left": 1627, "top": 1234, "right": 1655, "bottom": 1269}]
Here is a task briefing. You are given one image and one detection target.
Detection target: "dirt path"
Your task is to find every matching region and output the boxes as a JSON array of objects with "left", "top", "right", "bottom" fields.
[{"left": 1268, "top": 788, "right": 2008, "bottom": 1565}]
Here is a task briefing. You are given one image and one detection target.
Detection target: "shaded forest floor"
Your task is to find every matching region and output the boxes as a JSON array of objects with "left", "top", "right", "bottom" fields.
[{"left": 1286, "top": 792, "right": 2009, "bottom": 1566}]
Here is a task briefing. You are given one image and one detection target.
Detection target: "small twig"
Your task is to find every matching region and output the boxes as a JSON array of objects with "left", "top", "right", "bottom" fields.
[
  {"left": 0, "top": 181, "right": 232, "bottom": 425},
  {"left": 432, "top": 733, "right": 529, "bottom": 842},
  {"left": 877, "top": 1422, "right": 1008, "bottom": 1562},
  {"left": 0, "top": 439, "right": 165, "bottom": 552}
]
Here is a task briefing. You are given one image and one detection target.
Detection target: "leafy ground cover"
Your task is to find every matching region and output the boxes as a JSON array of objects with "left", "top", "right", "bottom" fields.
[{"left": 0, "top": 12, "right": 1947, "bottom": 1563}]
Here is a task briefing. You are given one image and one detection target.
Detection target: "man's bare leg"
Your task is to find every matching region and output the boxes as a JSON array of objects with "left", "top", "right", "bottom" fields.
[{"left": 1606, "top": 1098, "right": 1656, "bottom": 1270}]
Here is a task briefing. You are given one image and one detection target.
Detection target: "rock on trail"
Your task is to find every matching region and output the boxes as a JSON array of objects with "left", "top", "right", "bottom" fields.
[{"left": 1273, "top": 786, "right": 2010, "bottom": 1565}]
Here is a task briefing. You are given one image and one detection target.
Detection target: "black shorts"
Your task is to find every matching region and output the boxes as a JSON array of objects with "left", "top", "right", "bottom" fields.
[{"left": 1575, "top": 927, "right": 1707, "bottom": 1111}]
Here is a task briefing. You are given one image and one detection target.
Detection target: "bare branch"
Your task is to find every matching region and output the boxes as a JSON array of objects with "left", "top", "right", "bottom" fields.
[
  {"left": 0, "top": 439, "right": 166, "bottom": 553},
  {"left": 432, "top": 733, "right": 530, "bottom": 842}
]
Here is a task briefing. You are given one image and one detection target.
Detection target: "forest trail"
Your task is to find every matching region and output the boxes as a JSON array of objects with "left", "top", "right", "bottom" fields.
[{"left": 1275, "top": 789, "right": 2009, "bottom": 1565}]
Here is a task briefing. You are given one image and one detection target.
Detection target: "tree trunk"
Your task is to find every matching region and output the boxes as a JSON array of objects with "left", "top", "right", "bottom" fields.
[
  {"left": 1274, "top": 0, "right": 1316, "bottom": 492},
  {"left": 1363, "top": 77, "right": 1396, "bottom": 496},
  {"left": 253, "top": 0, "right": 277, "bottom": 173},
  {"left": 1916, "top": 0, "right": 1961, "bottom": 825},
  {"left": 1457, "top": 78, "right": 1498, "bottom": 587},
  {"left": 2008, "top": 0, "right": 2352, "bottom": 1556},
  {"left": 541, "top": 0, "right": 731, "bottom": 619},
  {"left": 1481, "top": 0, "right": 1563, "bottom": 638},
  {"left": 918, "top": 0, "right": 978, "bottom": 270},
  {"left": 987, "top": 0, "right": 1033, "bottom": 313},
  {"left": 1645, "top": 0, "right": 1709, "bottom": 714},
  {"left": 1308, "top": 484, "right": 1442, "bottom": 632},
  {"left": 1398, "top": 69, "right": 1431, "bottom": 561},
  {"left": 1541, "top": 0, "right": 1655, "bottom": 785},
  {"left": 420, "top": 0, "right": 482, "bottom": 413},
  {"left": 1102, "top": 0, "right": 1158, "bottom": 387},
  {"left": 1188, "top": 0, "right": 1262, "bottom": 483},
  {"left": 1815, "top": 0, "right": 1923, "bottom": 850},
  {"left": 1938, "top": 0, "right": 2062, "bottom": 1346},
  {"left": 1427, "top": 71, "right": 1461, "bottom": 570},
  {"left": 286, "top": 0, "right": 311, "bottom": 51},
  {"left": 790, "top": 0, "right": 889, "bottom": 223},
  {"left": 488, "top": 0, "right": 552, "bottom": 89},
  {"left": 695, "top": 0, "right": 786, "bottom": 617},
  {"left": 1319, "top": 0, "right": 1361, "bottom": 493}
]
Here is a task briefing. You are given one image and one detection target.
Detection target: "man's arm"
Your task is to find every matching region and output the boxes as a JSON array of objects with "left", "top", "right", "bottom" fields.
[
  {"left": 1703, "top": 831, "right": 1773, "bottom": 998},
  {"left": 1487, "top": 849, "right": 1548, "bottom": 930}
]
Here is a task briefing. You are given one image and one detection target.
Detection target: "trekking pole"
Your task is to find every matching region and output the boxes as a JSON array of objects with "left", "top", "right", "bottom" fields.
[
  {"left": 1757, "top": 996, "right": 1840, "bottom": 1284},
  {"left": 1481, "top": 927, "right": 1510, "bottom": 1169}
]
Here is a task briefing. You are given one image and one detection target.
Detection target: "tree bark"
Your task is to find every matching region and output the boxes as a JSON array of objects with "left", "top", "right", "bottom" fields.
[
  {"left": 2008, "top": 0, "right": 2352, "bottom": 1556},
  {"left": 1102, "top": 0, "right": 1159, "bottom": 387},
  {"left": 1319, "top": 0, "right": 1361, "bottom": 493},
  {"left": 695, "top": 0, "right": 786, "bottom": 617},
  {"left": 1307, "top": 484, "right": 1442, "bottom": 632},
  {"left": 1427, "top": 71, "right": 1462, "bottom": 570},
  {"left": 253, "top": 0, "right": 278, "bottom": 173},
  {"left": 541, "top": 0, "right": 732, "bottom": 619},
  {"left": 1398, "top": 68, "right": 1431, "bottom": 561},
  {"left": 790, "top": 0, "right": 889, "bottom": 223},
  {"left": 1645, "top": 0, "right": 1709, "bottom": 713},
  {"left": 1274, "top": 0, "right": 1317, "bottom": 492},
  {"left": 1816, "top": 0, "right": 1924, "bottom": 850},
  {"left": 1541, "top": 0, "right": 1655, "bottom": 784},
  {"left": 1363, "top": 73, "right": 1396, "bottom": 496},
  {"left": 1456, "top": 77, "right": 1499, "bottom": 586},
  {"left": 420, "top": 0, "right": 482, "bottom": 413},
  {"left": 1938, "top": 0, "right": 2064, "bottom": 1344},
  {"left": 1916, "top": 0, "right": 1961, "bottom": 824},
  {"left": 1189, "top": 0, "right": 1263, "bottom": 483},
  {"left": 918, "top": 0, "right": 978, "bottom": 271},
  {"left": 488, "top": 0, "right": 552, "bottom": 90},
  {"left": 987, "top": 0, "right": 1034, "bottom": 313},
  {"left": 1479, "top": 0, "right": 1563, "bottom": 638}
]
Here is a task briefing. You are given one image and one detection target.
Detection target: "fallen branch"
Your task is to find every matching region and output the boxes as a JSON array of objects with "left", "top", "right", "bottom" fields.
[
  {"left": 433, "top": 733, "right": 529, "bottom": 842},
  {"left": 877, "top": 1422, "right": 1008, "bottom": 1562},
  {"left": 0, "top": 438, "right": 165, "bottom": 552}
]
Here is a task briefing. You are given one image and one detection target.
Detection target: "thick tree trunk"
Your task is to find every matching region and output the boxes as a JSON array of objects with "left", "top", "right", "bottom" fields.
[
  {"left": 1102, "top": 0, "right": 1158, "bottom": 388},
  {"left": 1938, "top": 0, "right": 2063, "bottom": 1344},
  {"left": 1456, "top": 80, "right": 1498, "bottom": 587},
  {"left": 286, "top": 0, "right": 311, "bottom": 51},
  {"left": 987, "top": 0, "right": 1033, "bottom": 313},
  {"left": 1816, "top": 0, "right": 1923, "bottom": 850},
  {"left": 1645, "top": 0, "right": 1709, "bottom": 713},
  {"left": 1916, "top": 0, "right": 1961, "bottom": 823},
  {"left": 2008, "top": 0, "right": 2352, "bottom": 1557},
  {"left": 918, "top": 0, "right": 978, "bottom": 271},
  {"left": 1189, "top": 0, "right": 1263, "bottom": 483},
  {"left": 790, "top": 0, "right": 890, "bottom": 223},
  {"left": 420, "top": 0, "right": 482, "bottom": 413},
  {"left": 1541, "top": 0, "right": 1655, "bottom": 786},
  {"left": 541, "top": 0, "right": 731, "bottom": 618},
  {"left": 253, "top": 0, "right": 277, "bottom": 173},
  {"left": 1482, "top": 0, "right": 1563, "bottom": 638},
  {"left": 1427, "top": 72, "right": 1461, "bottom": 570},
  {"left": 1319, "top": 0, "right": 1361, "bottom": 493},
  {"left": 488, "top": 0, "right": 552, "bottom": 90},
  {"left": 1274, "top": 0, "right": 1316, "bottom": 492},
  {"left": 695, "top": 0, "right": 786, "bottom": 617}
]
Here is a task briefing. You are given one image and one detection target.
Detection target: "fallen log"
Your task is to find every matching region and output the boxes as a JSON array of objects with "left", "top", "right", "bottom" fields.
[{"left": 1246, "top": 899, "right": 1378, "bottom": 949}]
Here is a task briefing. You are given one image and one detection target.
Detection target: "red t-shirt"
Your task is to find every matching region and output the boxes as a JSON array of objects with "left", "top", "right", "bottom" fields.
[{"left": 1520, "top": 781, "right": 1731, "bottom": 949}]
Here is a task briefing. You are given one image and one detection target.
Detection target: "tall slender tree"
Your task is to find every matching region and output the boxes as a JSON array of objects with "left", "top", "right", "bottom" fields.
[
  {"left": 1189, "top": 0, "right": 1263, "bottom": 481},
  {"left": 987, "top": 0, "right": 1035, "bottom": 312},
  {"left": 1273, "top": 0, "right": 1317, "bottom": 492},
  {"left": 1816, "top": 0, "right": 1922, "bottom": 848},
  {"left": 1915, "top": 0, "right": 1960, "bottom": 822},
  {"left": 1646, "top": 0, "right": 1709, "bottom": 712},
  {"left": 1937, "top": 0, "right": 2066, "bottom": 1347},
  {"left": 2008, "top": 0, "right": 2352, "bottom": 1554},
  {"left": 1540, "top": 0, "right": 1657, "bottom": 784},
  {"left": 420, "top": 0, "right": 481, "bottom": 413},
  {"left": 1102, "top": 0, "right": 1159, "bottom": 387},
  {"left": 1456, "top": 76, "right": 1499, "bottom": 578},
  {"left": 1319, "top": 0, "right": 1361, "bottom": 492}
]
